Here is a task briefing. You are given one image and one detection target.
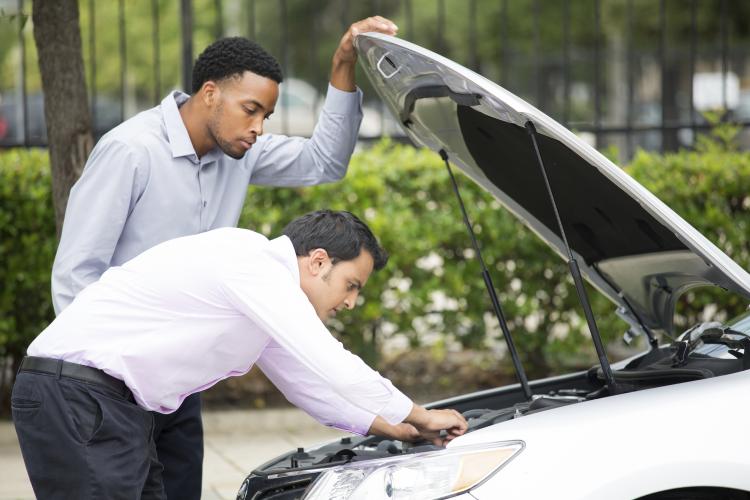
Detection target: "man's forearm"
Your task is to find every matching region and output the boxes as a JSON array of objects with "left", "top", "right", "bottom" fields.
[
  {"left": 330, "top": 56, "right": 356, "bottom": 92},
  {"left": 403, "top": 403, "right": 430, "bottom": 428},
  {"left": 367, "top": 415, "right": 420, "bottom": 441}
]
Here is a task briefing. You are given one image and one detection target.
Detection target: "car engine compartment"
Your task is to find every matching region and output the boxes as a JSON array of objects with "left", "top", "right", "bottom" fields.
[
  {"left": 237, "top": 391, "right": 585, "bottom": 500},
  {"left": 237, "top": 324, "right": 749, "bottom": 500}
]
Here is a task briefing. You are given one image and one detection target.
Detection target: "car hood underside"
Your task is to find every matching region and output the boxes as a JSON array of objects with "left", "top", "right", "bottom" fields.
[{"left": 354, "top": 33, "right": 750, "bottom": 334}]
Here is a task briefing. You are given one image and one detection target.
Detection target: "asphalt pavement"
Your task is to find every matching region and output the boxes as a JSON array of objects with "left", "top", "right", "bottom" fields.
[{"left": 0, "top": 407, "right": 349, "bottom": 500}]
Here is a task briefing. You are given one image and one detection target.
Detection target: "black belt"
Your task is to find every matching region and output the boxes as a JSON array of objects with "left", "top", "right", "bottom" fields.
[{"left": 20, "top": 356, "right": 130, "bottom": 398}]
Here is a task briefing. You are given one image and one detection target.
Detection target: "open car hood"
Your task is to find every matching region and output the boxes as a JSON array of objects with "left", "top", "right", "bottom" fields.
[{"left": 355, "top": 33, "right": 750, "bottom": 334}]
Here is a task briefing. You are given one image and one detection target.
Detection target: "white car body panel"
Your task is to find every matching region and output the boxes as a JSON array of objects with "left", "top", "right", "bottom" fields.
[{"left": 453, "top": 369, "right": 750, "bottom": 499}]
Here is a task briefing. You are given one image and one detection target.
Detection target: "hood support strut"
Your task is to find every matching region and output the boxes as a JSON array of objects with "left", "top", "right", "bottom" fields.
[
  {"left": 440, "top": 149, "right": 533, "bottom": 401},
  {"left": 525, "top": 121, "right": 619, "bottom": 394}
]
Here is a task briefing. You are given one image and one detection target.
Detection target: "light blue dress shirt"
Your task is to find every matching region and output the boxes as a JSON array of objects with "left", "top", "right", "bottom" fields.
[{"left": 52, "top": 84, "right": 363, "bottom": 314}]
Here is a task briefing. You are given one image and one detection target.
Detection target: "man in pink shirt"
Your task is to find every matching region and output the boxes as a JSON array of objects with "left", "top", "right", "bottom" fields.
[{"left": 13, "top": 210, "right": 468, "bottom": 499}]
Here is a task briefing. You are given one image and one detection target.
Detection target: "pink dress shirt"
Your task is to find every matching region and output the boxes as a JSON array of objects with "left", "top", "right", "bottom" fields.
[{"left": 29, "top": 228, "right": 413, "bottom": 435}]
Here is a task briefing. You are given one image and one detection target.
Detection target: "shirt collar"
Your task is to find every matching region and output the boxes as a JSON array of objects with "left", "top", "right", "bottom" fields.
[
  {"left": 161, "top": 91, "right": 198, "bottom": 160},
  {"left": 267, "top": 235, "right": 301, "bottom": 285}
]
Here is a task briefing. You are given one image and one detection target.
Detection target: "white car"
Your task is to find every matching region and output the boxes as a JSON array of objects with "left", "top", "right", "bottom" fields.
[{"left": 236, "top": 34, "right": 750, "bottom": 500}]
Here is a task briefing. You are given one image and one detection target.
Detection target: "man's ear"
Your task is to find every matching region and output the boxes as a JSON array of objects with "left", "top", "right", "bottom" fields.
[
  {"left": 307, "top": 248, "right": 330, "bottom": 276},
  {"left": 200, "top": 81, "right": 220, "bottom": 107}
]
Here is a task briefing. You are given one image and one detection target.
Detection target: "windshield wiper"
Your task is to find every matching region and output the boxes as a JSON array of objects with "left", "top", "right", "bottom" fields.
[
  {"left": 673, "top": 322, "right": 750, "bottom": 367},
  {"left": 439, "top": 149, "right": 533, "bottom": 401},
  {"left": 524, "top": 121, "right": 619, "bottom": 395}
]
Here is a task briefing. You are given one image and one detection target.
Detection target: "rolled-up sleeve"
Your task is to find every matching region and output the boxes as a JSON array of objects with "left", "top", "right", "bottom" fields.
[
  {"left": 247, "top": 85, "right": 363, "bottom": 187},
  {"left": 51, "top": 140, "right": 144, "bottom": 314},
  {"left": 219, "top": 258, "right": 413, "bottom": 425},
  {"left": 257, "top": 341, "right": 376, "bottom": 435}
]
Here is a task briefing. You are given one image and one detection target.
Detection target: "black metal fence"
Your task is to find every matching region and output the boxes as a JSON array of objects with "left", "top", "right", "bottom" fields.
[{"left": 1, "top": 0, "right": 750, "bottom": 161}]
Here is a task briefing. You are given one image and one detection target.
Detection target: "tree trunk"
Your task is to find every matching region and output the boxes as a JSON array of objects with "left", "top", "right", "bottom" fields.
[{"left": 32, "top": 0, "right": 93, "bottom": 237}]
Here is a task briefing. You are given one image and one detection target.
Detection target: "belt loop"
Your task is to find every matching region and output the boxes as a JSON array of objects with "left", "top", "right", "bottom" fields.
[
  {"left": 55, "top": 359, "right": 63, "bottom": 379},
  {"left": 16, "top": 356, "right": 27, "bottom": 376}
]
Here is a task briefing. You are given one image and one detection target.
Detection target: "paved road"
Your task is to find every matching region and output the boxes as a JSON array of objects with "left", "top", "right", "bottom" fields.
[{"left": 0, "top": 407, "right": 350, "bottom": 500}]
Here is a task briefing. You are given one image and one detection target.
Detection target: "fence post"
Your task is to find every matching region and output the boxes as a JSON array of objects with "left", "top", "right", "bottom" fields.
[{"left": 181, "top": 0, "right": 193, "bottom": 93}]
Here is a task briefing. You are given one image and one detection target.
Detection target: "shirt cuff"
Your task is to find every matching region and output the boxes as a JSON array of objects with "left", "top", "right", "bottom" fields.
[
  {"left": 323, "top": 83, "right": 363, "bottom": 115},
  {"left": 331, "top": 413, "right": 377, "bottom": 436},
  {"left": 379, "top": 389, "right": 413, "bottom": 425}
]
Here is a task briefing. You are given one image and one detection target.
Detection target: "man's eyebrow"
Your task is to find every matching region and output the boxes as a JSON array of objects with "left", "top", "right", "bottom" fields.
[{"left": 243, "top": 99, "right": 267, "bottom": 111}]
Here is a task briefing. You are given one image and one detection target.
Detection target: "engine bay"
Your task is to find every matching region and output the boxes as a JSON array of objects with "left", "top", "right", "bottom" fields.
[
  {"left": 237, "top": 391, "right": 585, "bottom": 500},
  {"left": 237, "top": 324, "right": 749, "bottom": 500},
  {"left": 257, "top": 391, "right": 583, "bottom": 474}
]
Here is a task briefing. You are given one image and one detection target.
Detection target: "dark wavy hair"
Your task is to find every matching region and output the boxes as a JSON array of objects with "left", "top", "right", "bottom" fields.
[
  {"left": 191, "top": 37, "right": 283, "bottom": 93},
  {"left": 283, "top": 211, "right": 389, "bottom": 271}
]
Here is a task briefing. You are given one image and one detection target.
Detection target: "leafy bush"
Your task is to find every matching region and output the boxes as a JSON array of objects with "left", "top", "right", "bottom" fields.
[
  {"left": 0, "top": 149, "right": 56, "bottom": 408},
  {"left": 2, "top": 128, "right": 749, "bottom": 409},
  {"left": 240, "top": 140, "right": 631, "bottom": 377},
  {"left": 627, "top": 123, "right": 750, "bottom": 330},
  {"left": 240, "top": 133, "right": 750, "bottom": 376}
]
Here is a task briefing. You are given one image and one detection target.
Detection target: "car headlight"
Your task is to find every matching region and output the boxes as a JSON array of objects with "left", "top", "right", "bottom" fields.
[{"left": 303, "top": 440, "right": 524, "bottom": 500}]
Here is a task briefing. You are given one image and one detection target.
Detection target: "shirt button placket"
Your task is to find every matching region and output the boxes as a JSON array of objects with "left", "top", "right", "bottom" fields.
[
  {"left": 202, "top": 199, "right": 208, "bottom": 231},
  {"left": 197, "top": 164, "right": 205, "bottom": 231},
  {"left": 200, "top": 161, "right": 216, "bottom": 232}
]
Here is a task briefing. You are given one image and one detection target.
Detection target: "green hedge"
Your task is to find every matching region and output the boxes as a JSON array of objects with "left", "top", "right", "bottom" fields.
[
  {"left": 0, "top": 149, "right": 57, "bottom": 386},
  {"left": 240, "top": 140, "right": 593, "bottom": 374},
  {"left": 2, "top": 131, "right": 749, "bottom": 392},
  {"left": 627, "top": 125, "right": 750, "bottom": 328}
]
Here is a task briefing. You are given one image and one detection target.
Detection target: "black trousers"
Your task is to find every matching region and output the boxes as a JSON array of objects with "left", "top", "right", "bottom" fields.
[
  {"left": 12, "top": 367, "right": 166, "bottom": 499},
  {"left": 152, "top": 393, "right": 203, "bottom": 500}
]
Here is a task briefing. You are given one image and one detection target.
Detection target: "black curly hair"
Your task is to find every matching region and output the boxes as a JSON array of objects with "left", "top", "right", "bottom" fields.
[{"left": 191, "top": 37, "right": 283, "bottom": 93}]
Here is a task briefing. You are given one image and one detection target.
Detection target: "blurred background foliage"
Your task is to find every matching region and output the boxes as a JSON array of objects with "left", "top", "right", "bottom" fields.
[
  {"left": 4, "top": 0, "right": 750, "bottom": 156},
  {"left": 1, "top": 1, "right": 749, "bottom": 410},
  {"left": 3, "top": 123, "right": 749, "bottom": 407},
  {"left": 0, "top": 148, "right": 56, "bottom": 406},
  {"left": 4, "top": 0, "right": 747, "bottom": 98}
]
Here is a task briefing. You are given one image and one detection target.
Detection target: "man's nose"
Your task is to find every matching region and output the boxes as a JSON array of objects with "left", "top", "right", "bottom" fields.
[
  {"left": 250, "top": 116, "right": 264, "bottom": 136},
  {"left": 343, "top": 291, "right": 359, "bottom": 310}
]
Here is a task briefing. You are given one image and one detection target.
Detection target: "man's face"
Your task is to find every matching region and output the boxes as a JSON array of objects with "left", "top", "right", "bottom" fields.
[
  {"left": 305, "top": 250, "right": 375, "bottom": 322},
  {"left": 206, "top": 71, "right": 279, "bottom": 159}
]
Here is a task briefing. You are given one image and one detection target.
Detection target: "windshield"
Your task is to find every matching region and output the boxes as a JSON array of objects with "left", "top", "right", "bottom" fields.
[{"left": 726, "top": 310, "right": 750, "bottom": 334}]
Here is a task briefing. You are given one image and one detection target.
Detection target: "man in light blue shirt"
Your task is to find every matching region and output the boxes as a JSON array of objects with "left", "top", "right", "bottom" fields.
[{"left": 50, "top": 16, "right": 399, "bottom": 499}]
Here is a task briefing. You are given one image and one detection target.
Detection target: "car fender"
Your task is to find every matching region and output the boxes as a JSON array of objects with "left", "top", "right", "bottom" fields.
[{"left": 451, "top": 370, "right": 750, "bottom": 499}]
